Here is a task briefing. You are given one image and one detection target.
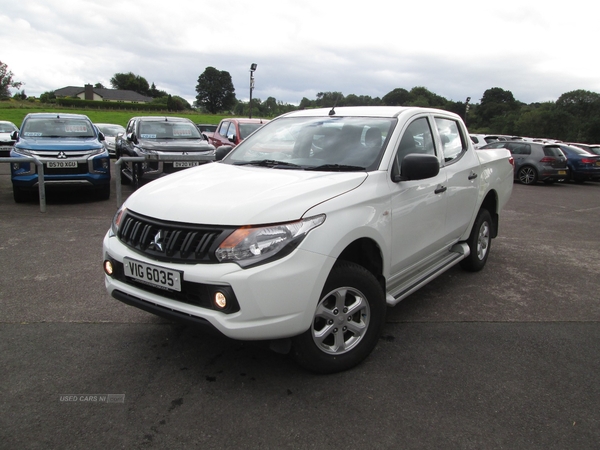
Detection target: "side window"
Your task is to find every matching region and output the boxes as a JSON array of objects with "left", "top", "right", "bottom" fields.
[
  {"left": 434, "top": 117, "right": 466, "bottom": 163},
  {"left": 395, "top": 118, "right": 436, "bottom": 172},
  {"left": 218, "top": 121, "right": 230, "bottom": 137},
  {"left": 508, "top": 143, "right": 531, "bottom": 155},
  {"left": 126, "top": 119, "right": 135, "bottom": 135}
]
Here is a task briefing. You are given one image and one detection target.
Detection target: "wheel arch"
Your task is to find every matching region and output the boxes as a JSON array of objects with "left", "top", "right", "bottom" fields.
[
  {"left": 337, "top": 237, "right": 385, "bottom": 293},
  {"left": 479, "top": 190, "right": 499, "bottom": 238}
]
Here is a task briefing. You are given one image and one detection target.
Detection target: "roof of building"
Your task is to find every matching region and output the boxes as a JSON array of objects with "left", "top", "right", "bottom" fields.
[{"left": 53, "top": 86, "right": 153, "bottom": 102}]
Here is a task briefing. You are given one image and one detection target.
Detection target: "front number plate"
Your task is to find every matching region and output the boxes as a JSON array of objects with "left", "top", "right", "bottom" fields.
[
  {"left": 173, "top": 161, "right": 199, "bottom": 168},
  {"left": 123, "top": 258, "right": 182, "bottom": 292},
  {"left": 47, "top": 161, "right": 77, "bottom": 168}
]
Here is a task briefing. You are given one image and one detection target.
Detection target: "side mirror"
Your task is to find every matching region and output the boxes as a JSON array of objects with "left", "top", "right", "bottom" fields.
[
  {"left": 11, "top": 130, "right": 19, "bottom": 141},
  {"left": 227, "top": 133, "right": 236, "bottom": 143},
  {"left": 393, "top": 154, "right": 440, "bottom": 182},
  {"left": 215, "top": 145, "right": 233, "bottom": 161},
  {"left": 126, "top": 132, "right": 137, "bottom": 144},
  {"left": 98, "top": 131, "right": 105, "bottom": 142}
]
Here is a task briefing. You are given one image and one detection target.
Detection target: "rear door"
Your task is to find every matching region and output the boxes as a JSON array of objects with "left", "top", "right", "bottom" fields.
[{"left": 433, "top": 116, "right": 480, "bottom": 241}]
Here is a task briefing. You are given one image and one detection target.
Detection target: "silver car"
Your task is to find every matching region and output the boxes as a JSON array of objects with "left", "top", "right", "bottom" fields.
[
  {"left": 95, "top": 123, "right": 126, "bottom": 158},
  {"left": 480, "top": 141, "right": 568, "bottom": 184}
]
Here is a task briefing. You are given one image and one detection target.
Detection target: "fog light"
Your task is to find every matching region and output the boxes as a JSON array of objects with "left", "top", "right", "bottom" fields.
[
  {"left": 103, "top": 260, "right": 113, "bottom": 276},
  {"left": 214, "top": 292, "right": 227, "bottom": 309}
]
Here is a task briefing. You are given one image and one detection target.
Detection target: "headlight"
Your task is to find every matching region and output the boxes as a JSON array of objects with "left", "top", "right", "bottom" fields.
[
  {"left": 110, "top": 206, "right": 127, "bottom": 237},
  {"left": 215, "top": 215, "right": 325, "bottom": 268},
  {"left": 88, "top": 147, "right": 107, "bottom": 156},
  {"left": 13, "top": 147, "right": 32, "bottom": 156}
]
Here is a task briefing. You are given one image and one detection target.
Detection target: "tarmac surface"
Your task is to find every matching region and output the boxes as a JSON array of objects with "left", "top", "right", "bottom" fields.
[{"left": 1, "top": 161, "right": 599, "bottom": 449}]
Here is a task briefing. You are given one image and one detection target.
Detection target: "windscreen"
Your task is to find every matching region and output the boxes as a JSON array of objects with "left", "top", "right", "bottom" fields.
[
  {"left": 225, "top": 116, "right": 396, "bottom": 171},
  {"left": 139, "top": 121, "right": 202, "bottom": 139},
  {"left": 22, "top": 118, "right": 95, "bottom": 138}
]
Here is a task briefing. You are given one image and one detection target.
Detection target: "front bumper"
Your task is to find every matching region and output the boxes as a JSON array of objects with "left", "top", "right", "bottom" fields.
[
  {"left": 10, "top": 153, "right": 110, "bottom": 188},
  {"left": 103, "top": 231, "right": 334, "bottom": 340}
]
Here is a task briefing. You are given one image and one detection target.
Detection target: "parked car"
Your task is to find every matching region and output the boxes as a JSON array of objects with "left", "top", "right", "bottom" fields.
[
  {"left": 470, "top": 134, "right": 518, "bottom": 149},
  {"left": 556, "top": 144, "right": 600, "bottom": 182},
  {"left": 567, "top": 142, "right": 600, "bottom": 156},
  {"left": 103, "top": 106, "right": 514, "bottom": 373},
  {"left": 195, "top": 123, "right": 217, "bottom": 137},
  {"left": 95, "top": 123, "right": 126, "bottom": 158},
  {"left": 204, "top": 118, "right": 270, "bottom": 148},
  {"left": 10, "top": 113, "right": 110, "bottom": 202},
  {"left": 117, "top": 116, "right": 215, "bottom": 187},
  {"left": 0, "top": 120, "right": 19, "bottom": 157},
  {"left": 480, "top": 141, "right": 568, "bottom": 184}
]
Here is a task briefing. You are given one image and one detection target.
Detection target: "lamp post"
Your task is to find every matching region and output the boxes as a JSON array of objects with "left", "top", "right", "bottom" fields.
[
  {"left": 249, "top": 63, "right": 257, "bottom": 118},
  {"left": 465, "top": 97, "right": 471, "bottom": 124}
]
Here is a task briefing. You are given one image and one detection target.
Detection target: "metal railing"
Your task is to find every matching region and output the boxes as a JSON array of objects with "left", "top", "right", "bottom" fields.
[
  {"left": 0, "top": 156, "right": 47, "bottom": 213},
  {"left": 114, "top": 153, "right": 216, "bottom": 207}
]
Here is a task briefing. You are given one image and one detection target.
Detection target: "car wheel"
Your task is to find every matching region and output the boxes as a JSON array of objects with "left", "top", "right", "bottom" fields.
[
  {"left": 120, "top": 171, "right": 131, "bottom": 185},
  {"left": 13, "top": 186, "right": 30, "bottom": 203},
  {"left": 517, "top": 166, "right": 537, "bottom": 185},
  {"left": 95, "top": 184, "right": 110, "bottom": 201},
  {"left": 460, "top": 208, "right": 492, "bottom": 272},
  {"left": 292, "top": 261, "right": 386, "bottom": 374},
  {"left": 132, "top": 162, "right": 142, "bottom": 189}
]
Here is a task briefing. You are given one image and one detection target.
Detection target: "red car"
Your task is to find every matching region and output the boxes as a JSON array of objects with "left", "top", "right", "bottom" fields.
[{"left": 205, "top": 118, "right": 269, "bottom": 148}]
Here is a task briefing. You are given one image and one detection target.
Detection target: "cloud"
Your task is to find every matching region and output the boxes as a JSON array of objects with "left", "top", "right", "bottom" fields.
[{"left": 1, "top": 0, "right": 599, "bottom": 106}]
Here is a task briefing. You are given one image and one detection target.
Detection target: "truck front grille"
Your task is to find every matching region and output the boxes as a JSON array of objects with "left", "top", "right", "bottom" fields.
[{"left": 118, "top": 210, "right": 233, "bottom": 263}]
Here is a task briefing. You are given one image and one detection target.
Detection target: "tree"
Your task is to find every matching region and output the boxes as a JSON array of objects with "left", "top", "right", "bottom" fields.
[
  {"left": 478, "top": 87, "right": 519, "bottom": 126},
  {"left": 94, "top": 83, "right": 106, "bottom": 89},
  {"left": 195, "top": 67, "right": 236, "bottom": 114},
  {"left": 110, "top": 72, "right": 150, "bottom": 96},
  {"left": 0, "top": 60, "right": 23, "bottom": 99},
  {"left": 382, "top": 88, "right": 411, "bottom": 106}
]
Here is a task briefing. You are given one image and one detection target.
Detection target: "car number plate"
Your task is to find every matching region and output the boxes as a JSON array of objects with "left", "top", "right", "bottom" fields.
[
  {"left": 47, "top": 161, "right": 77, "bottom": 168},
  {"left": 596, "top": 162, "right": 600, "bottom": 167},
  {"left": 173, "top": 161, "right": 199, "bottom": 168},
  {"left": 123, "top": 258, "right": 182, "bottom": 292},
  {"left": 558, "top": 170, "right": 567, "bottom": 175}
]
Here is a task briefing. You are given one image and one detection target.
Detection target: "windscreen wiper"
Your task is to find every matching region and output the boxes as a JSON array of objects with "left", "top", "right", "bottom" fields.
[
  {"left": 305, "top": 164, "right": 366, "bottom": 172},
  {"left": 234, "top": 159, "right": 301, "bottom": 169}
]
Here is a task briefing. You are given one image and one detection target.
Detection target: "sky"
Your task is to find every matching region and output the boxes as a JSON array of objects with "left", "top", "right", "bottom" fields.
[{"left": 1, "top": 0, "right": 599, "bottom": 107}]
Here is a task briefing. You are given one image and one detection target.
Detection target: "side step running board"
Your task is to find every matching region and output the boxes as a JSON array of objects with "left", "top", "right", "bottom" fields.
[{"left": 386, "top": 242, "right": 470, "bottom": 306}]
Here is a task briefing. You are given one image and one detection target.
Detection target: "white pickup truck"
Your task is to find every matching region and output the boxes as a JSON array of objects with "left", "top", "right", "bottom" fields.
[{"left": 103, "top": 106, "right": 514, "bottom": 373}]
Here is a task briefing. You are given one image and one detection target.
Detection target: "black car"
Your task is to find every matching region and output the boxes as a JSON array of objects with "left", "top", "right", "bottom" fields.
[
  {"left": 480, "top": 141, "right": 568, "bottom": 185},
  {"left": 117, "top": 116, "right": 216, "bottom": 187}
]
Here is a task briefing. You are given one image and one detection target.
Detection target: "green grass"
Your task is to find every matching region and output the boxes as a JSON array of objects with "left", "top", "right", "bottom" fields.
[{"left": 0, "top": 100, "right": 227, "bottom": 127}]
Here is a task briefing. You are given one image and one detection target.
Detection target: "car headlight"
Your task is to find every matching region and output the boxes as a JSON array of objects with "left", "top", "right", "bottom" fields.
[
  {"left": 110, "top": 206, "right": 127, "bottom": 237},
  {"left": 13, "top": 147, "right": 32, "bottom": 156},
  {"left": 215, "top": 215, "right": 325, "bottom": 268}
]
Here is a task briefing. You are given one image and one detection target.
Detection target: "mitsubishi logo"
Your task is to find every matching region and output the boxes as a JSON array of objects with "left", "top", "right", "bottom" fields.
[
  {"left": 149, "top": 230, "right": 164, "bottom": 252},
  {"left": 57, "top": 151, "right": 67, "bottom": 159}
]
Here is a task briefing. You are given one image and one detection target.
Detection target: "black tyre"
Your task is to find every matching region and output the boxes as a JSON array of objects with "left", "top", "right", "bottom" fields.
[
  {"left": 121, "top": 167, "right": 131, "bottom": 185},
  {"left": 292, "top": 261, "right": 386, "bottom": 374},
  {"left": 95, "top": 184, "right": 110, "bottom": 201},
  {"left": 517, "top": 166, "right": 537, "bottom": 185},
  {"left": 460, "top": 208, "right": 492, "bottom": 272},
  {"left": 13, "top": 186, "right": 30, "bottom": 203}
]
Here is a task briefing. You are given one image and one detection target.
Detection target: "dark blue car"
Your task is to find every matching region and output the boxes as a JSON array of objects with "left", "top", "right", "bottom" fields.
[
  {"left": 10, "top": 113, "right": 111, "bottom": 202},
  {"left": 557, "top": 144, "right": 600, "bottom": 182}
]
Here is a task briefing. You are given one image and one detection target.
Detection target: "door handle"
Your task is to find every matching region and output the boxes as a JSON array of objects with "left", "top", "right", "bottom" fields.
[
  {"left": 468, "top": 172, "right": 478, "bottom": 180},
  {"left": 434, "top": 185, "right": 447, "bottom": 194}
]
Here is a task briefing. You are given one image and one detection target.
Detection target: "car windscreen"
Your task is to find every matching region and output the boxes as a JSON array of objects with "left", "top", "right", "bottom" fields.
[
  {"left": 21, "top": 118, "right": 95, "bottom": 138},
  {"left": 0, "top": 123, "right": 17, "bottom": 133},
  {"left": 238, "top": 123, "right": 264, "bottom": 140},
  {"left": 225, "top": 116, "right": 396, "bottom": 171},
  {"left": 139, "top": 121, "right": 202, "bottom": 139},
  {"left": 97, "top": 125, "right": 125, "bottom": 137}
]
